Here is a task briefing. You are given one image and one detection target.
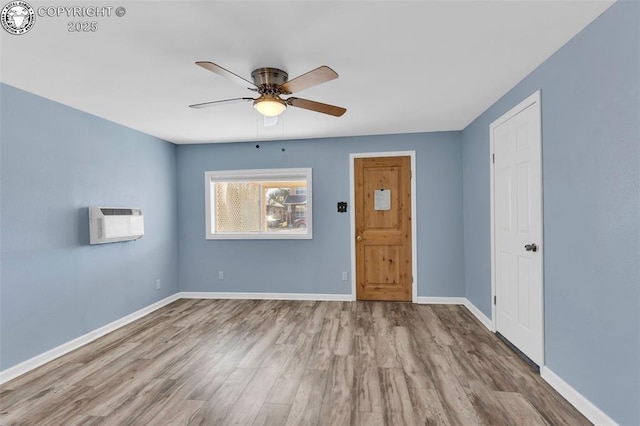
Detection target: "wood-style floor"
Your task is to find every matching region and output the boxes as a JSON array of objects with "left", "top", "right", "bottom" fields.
[{"left": 0, "top": 299, "right": 589, "bottom": 425}]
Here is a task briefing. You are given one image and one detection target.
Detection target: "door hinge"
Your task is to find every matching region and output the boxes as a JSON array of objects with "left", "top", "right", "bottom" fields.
[
  {"left": 492, "top": 153, "right": 495, "bottom": 164},
  {"left": 494, "top": 295, "right": 497, "bottom": 304}
]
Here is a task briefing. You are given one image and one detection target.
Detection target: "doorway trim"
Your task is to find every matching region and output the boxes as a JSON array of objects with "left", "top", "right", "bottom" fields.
[
  {"left": 349, "top": 150, "right": 417, "bottom": 302},
  {"left": 489, "top": 90, "right": 544, "bottom": 364}
]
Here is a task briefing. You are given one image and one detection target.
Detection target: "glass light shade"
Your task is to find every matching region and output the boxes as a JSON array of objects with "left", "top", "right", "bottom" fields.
[{"left": 254, "top": 97, "right": 286, "bottom": 117}]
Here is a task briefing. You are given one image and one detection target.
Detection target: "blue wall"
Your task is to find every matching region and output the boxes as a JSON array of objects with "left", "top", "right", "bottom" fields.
[
  {"left": 462, "top": 2, "right": 639, "bottom": 424},
  {"left": 0, "top": 84, "right": 179, "bottom": 370},
  {"left": 177, "top": 132, "right": 464, "bottom": 298}
]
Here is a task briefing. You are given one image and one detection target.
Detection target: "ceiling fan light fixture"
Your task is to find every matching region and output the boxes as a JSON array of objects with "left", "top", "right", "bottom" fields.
[{"left": 254, "top": 95, "right": 287, "bottom": 117}]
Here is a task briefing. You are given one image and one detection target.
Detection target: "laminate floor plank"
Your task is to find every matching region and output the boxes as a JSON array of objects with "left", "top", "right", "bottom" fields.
[
  {"left": 494, "top": 391, "right": 551, "bottom": 425},
  {"left": 82, "top": 338, "right": 200, "bottom": 416},
  {"left": 65, "top": 415, "right": 105, "bottom": 426},
  {"left": 0, "top": 362, "right": 82, "bottom": 409},
  {"left": 333, "top": 310, "right": 354, "bottom": 356},
  {"left": 57, "top": 342, "right": 141, "bottom": 387},
  {"left": 0, "top": 300, "right": 591, "bottom": 425},
  {"left": 304, "top": 301, "right": 329, "bottom": 334},
  {"left": 408, "top": 387, "right": 450, "bottom": 426},
  {"left": 0, "top": 384, "right": 89, "bottom": 426},
  {"left": 379, "top": 367, "right": 417, "bottom": 425},
  {"left": 373, "top": 317, "right": 402, "bottom": 369},
  {"left": 354, "top": 361, "right": 385, "bottom": 415},
  {"left": 322, "top": 301, "right": 344, "bottom": 320},
  {"left": 371, "top": 301, "right": 388, "bottom": 318},
  {"left": 497, "top": 353, "right": 590, "bottom": 425},
  {"left": 260, "top": 343, "right": 294, "bottom": 373},
  {"left": 217, "top": 333, "right": 291, "bottom": 425},
  {"left": 137, "top": 327, "right": 198, "bottom": 361},
  {"left": 190, "top": 367, "right": 256, "bottom": 425},
  {"left": 426, "top": 353, "right": 484, "bottom": 425},
  {"left": 92, "top": 378, "right": 178, "bottom": 425},
  {"left": 237, "top": 322, "right": 284, "bottom": 368},
  {"left": 318, "top": 355, "right": 354, "bottom": 426},
  {"left": 443, "top": 345, "right": 485, "bottom": 389},
  {"left": 156, "top": 343, "right": 222, "bottom": 381},
  {"left": 405, "top": 311, "right": 446, "bottom": 357},
  {"left": 83, "top": 364, "right": 159, "bottom": 417},
  {"left": 194, "top": 320, "right": 244, "bottom": 354},
  {"left": 119, "top": 378, "right": 201, "bottom": 426},
  {"left": 463, "top": 378, "right": 515, "bottom": 425},
  {"left": 213, "top": 313, "right": 279, "bottom": 357},
  {"left": 393, "top": 326, "right": 434, "bottom": 389},
  {"left": 183, "top": 351, "right": 242, "bottom": 402},
  {"left": 74, "top": 359, "right": 157, "bottom": 416},
  {"left": 275, "top": 301, "right": 314, "bottom": 345},
  {"left": 284, "top": 368, "right": 329, "bottom": 426},
  {"left": 307, "top": 317, "right": 340, "bottom": 370},
  {"left": 220, "top": 364, "right": 285, "bottom": 426},
  {"left": 264, "top": 333, "right": 317, "bottom": 405},
  {"left": 449, "top": 344, "right": 517, "bottom": 392},
  {"left": 252, "top": 403, "right": 291, "bottom": 426},
  {"left": 144, "top": 398, "right": 204, "bottom": 426},
  {"left": 416, "top": 305, "right": 457, "bottom": 348},
  {"left": 351, "top": 411, "right": 385, "bottom": 426}
]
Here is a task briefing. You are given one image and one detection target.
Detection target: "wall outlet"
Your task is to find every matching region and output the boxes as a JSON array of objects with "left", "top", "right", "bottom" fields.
[
  {"left": 218, "top": 271, "right": 224, "bottom": 280},
  {"left": 342, "top": 272, "right": 348, "bottom": 281},
  {"left": 156, "top": 279, "right": 161, "bottom": 290}
]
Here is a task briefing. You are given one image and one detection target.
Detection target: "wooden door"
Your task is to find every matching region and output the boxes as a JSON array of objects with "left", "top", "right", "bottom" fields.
[
  {"left": 492, "top": 94, "right": 543, "bottom": 366},
  {"left": 355, "top": 156, "right": 412, "bottom": 301}
]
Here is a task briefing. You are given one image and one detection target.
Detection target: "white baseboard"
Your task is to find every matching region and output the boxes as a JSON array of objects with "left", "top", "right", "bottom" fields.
[
  {"left": 463, "top": 299, "right": 494, "bottom": 331},
  {"left": 179, "top": 291, "right": 353, "bottom": 302},
  {"left": 415, "top": 296, "right": 466, "bottom": 305},
  {"left": 0, "top": 293, "right": 181, "bottom": 385},
  {"left": 541, "top": 367, "right": 617, "bottom": 425}
]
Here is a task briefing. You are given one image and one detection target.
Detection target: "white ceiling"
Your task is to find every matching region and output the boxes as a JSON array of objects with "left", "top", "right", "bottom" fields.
[{"left": 1, "top": 1, "right": 614, "bottom": 144}]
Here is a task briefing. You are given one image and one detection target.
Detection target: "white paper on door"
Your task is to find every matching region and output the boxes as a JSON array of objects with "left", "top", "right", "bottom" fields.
[{"left": 374, "top": 189, "right": 391, "bottom": 210}]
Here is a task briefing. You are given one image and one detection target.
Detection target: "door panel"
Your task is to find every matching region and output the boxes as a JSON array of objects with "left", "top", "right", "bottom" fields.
[
  {"left": 355, "top": 156, "right": 412, "bottom": 301},
  {"left": 364, "top": 246, "right": 402, "bottom": 284},
  {"left": 493, "top": 98, "right": 543, "bottom": 366}
]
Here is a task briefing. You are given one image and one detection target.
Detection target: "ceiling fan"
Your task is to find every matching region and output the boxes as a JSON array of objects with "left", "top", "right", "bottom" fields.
[{"left": 189, "top": 62, "right": 347, "bottom": 118}]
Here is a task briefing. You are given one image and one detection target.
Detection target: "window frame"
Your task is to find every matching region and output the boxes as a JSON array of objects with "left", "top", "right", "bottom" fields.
[{"left": 204, "top": 168, "right": 312, "bottom": 240}]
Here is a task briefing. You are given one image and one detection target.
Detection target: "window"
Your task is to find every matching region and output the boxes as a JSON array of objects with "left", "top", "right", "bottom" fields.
[{"left": 205, "top": 168, "right": 312, "bottom": 239}]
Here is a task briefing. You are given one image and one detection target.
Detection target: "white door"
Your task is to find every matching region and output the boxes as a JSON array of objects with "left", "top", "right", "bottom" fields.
[{"left": 491, "top": 91, "right": 543, "bottom": 366}]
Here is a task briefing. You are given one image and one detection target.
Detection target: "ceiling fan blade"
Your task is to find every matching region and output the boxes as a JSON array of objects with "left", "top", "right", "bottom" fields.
[
  {"left": 189, "top": 98, "right": 254, "bottom": 109},
  {"left": 279, "top": 66, "right": 338, "bottom": 94},
  {"left": 195, "top": 61, "right": 257, "bottom": 90},
  {"left": 287, "top": 97, "right": 346, "bottom": 117}
]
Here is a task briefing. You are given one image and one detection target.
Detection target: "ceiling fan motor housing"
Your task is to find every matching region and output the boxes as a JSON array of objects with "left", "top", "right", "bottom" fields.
[{"left": 251, "top": 68, "right": 289, "bottom": 93}]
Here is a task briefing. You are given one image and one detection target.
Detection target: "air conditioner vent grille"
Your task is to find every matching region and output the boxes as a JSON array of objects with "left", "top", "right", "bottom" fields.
[{"left": 100, "top": 208, "right": 134, "bottom": 216}]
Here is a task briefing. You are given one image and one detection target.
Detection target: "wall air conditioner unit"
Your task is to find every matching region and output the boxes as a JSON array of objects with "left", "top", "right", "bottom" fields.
[{"left": 89, "top": 207, "right": 144, "bottom": 244}]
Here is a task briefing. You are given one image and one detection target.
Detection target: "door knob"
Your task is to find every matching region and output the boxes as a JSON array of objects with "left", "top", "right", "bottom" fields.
[
  {"left": 357, "top": 235, "right": 363, "bottom": 241},
  {"left": 524, "top": 243, "right": 538, "bottom": 252}
]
